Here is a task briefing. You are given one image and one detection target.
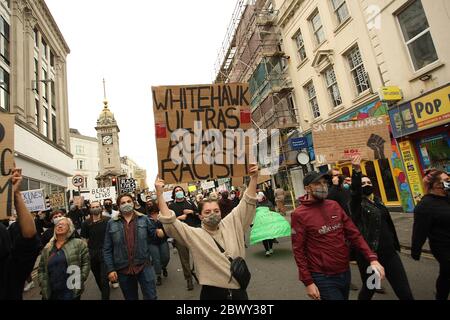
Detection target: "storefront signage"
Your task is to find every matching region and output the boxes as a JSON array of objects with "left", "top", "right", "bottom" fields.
[
  {"left": 379, "top": 86, "right": 403, "bottom": 101},
  {"left": 398, "top": 140, "right": 424, "bottom": 204},
  {"left": 389, "top": 84, "right": 450, "bottom": 138},
  {"left": 290, "top": 137, "right": 308, "bottom": 150},
  {"left": 0, "top": 113, "right": 15, "bottom": 220}
]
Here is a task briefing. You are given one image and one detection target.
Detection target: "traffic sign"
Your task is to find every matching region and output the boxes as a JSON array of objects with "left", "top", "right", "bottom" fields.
[{"left": 72, "top": 175, "right": 84, "bottom": 187}]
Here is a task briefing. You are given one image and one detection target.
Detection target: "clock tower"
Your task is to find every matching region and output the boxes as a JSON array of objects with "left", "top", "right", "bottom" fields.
[{"left": 95, "top": 99, "right": 123, "bottom": 187}]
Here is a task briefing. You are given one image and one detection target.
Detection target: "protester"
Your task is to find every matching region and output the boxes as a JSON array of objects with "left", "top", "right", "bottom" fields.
[
  {"left": 274, "top": 185, "right": 287, "bottom": 216},
  {"left": 103, "top": 193, "right": 158, "bottom": 300},
  {"left": 68, "top": 203, "right": 83, "bottom": 232},
  {"left": 148, "top": 200, "right": 170, "bottom": 286},
  {"left": 218, "top": 191, "right": 235, "bottom": 219},
  {"left": 41, "top": 211, "right": 65, "bottom": 248},
  {"left": 38, "top": 217, "right": 90, "bottom": 300},
  {"left": 412, "top": 169, "right": 450, "bottom": 300},
  {"left": 255, "top": 192, "right": 276, "bottom": 256},
  {"left": 263, "top": 182, "right": 275, "bottom": 205},
  {"left": 327, "top": 168, "right": 351, "bottom": 216},
  {"left": 0, "top": 168, "right": 41, "bottom": 300},
  {"left": 343, "top": 176, "right": 352, "bottom": 191},
  {"left": 291, "top": 171, "right": 385, "bottom": 300},
  {"left": 230, "top": 190, "right": 240, "bottom": 208},
  {"left": 80, "top": 201, "right": 110, "bottom": 300},
  {"left": 168, "top": 186, "right": 200, "bottom": 290},
  {"left": 350, "top": 155, "right": 413, "bottom": 300},
  {"left": 156, "top": 164, "right": 258, "bottom": 300}
]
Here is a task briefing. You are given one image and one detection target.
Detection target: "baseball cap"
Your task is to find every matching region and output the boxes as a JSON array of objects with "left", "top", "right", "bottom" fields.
[{"left": 303, "top": 171, "right": 330, "bottom": 186}]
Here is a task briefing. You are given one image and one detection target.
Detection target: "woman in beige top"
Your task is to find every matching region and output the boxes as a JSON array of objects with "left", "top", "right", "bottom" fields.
[
  {"left": 274, "top": 185, "right": 287, "bottom": 215},
  {"left": 155, "top": 164, "right": 258, "bottom": 300}
]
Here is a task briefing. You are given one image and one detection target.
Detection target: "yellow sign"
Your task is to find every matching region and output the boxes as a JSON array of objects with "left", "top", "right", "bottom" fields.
[
  {"left": 379, "top": 86, "right": 403, "bottom": 101},
  {"left": 399, "top": 140, "right": 424, "bottom": 204},
  {"left": 411, "top": 85, "right": 450, "bottom": 130},
  {"left": 188, "top": 185, "right": 197, "bottom": 193}
]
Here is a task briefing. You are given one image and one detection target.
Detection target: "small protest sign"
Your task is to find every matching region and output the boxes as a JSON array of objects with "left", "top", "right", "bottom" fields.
[{"left": 21, "top": 189, "right": 46, "bottom": 212}]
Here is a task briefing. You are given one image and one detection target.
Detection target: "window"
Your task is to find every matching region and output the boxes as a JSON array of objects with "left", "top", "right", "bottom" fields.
[
  {"left": 76, "top": 145, "right": 85, "bottom": 155},
  {"left": 310, "top": 11, "right": 325, "bottom": 45},
  {"left": 42, "top": 39, "right": 47, "bottom": 59},
  {"left": 398, "top": 0, "right": 438, "bottom": 71},
  {"left": 34, "top": 59, "right": 39, "bottom": 94},
  {"left": 331, "top": 0, "right": 349, "bottom": 24},
  {"left": 77, "top": 160, "right": 85, "bottom": 170},
  {"left": 35, "top": 99, "right": 39, "bottom": 129},
  {"left": 51, "top": 108, "right": 57, "bottom": 143},
  {"left": 346, "top": 46, "right": 370, "bottom": 94},
  {"left": 305, "top": 82, "right": 320, "bottom": 118},
  {"left": 323, "top": 67, "right": 342, "bottom": 107},
  {"left": 50, "top": 50, "right": 55, "bottom": 67},
  {"left": 0, "top": 16, "right": 9, "bottom": 63},
  {"left": 33, "top": 28, "right": 38, "bottom": 48},
  {"left": 42, "top": 69, "right": 48, "bottom": 101},
  {"left": 294, "top": 30, "right": 307, "bottom": 62},
  {"left": 0, "top": 67, "right": 9, "bottom": 112},
  {"left": 83, "top": 177, "right": 88, "bottom": 189},
  {"left": 43, "top": 106, "right": 49, "bottom": 137},
  {"left": 51, "top": 80, "right": 56, "bottom": 108}
]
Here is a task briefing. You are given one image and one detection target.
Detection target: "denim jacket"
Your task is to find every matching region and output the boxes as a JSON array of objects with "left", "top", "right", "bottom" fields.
[{"left": 103, "top": 211, "right": 157, "bottom": 274}]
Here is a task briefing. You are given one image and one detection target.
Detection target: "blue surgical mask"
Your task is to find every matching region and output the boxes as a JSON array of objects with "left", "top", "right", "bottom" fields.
[
  {"left": 175, "top": 191, "right": 184, "bottom": 200},
  {"left": 343, "top": 184, "right": 350, "bottom": 190}
]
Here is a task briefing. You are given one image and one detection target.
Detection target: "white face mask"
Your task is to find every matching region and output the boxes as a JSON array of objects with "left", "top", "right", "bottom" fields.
[
  {"left": 8, "top": 220, "right": 14, "bottom": 227},
  {"left": 52, "top": 217, "right": 64, "bottom": 225}
]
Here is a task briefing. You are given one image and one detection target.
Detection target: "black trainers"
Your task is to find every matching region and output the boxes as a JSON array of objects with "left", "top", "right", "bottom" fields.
[
  {"left": 162, "top": 268, "right": 168, "bottom": 278},
  {"left": 187, "top": 278, "right": 194, "bottom": 291},
  {"left": 156, "top": 276, "right": 162, "bottom": 286}
]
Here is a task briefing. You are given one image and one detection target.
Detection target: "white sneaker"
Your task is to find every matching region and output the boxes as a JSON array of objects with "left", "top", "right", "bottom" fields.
[
  {"left": 24, "top": 281, "right": 35, "bottom": 292},
  {"left": 265, "top": 251, "right": 271, "bottom": 257}
]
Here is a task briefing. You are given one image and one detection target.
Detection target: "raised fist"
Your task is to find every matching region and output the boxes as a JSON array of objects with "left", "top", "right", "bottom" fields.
[{"left": 367, "top": 134, "right": 386, "bottom": 159}]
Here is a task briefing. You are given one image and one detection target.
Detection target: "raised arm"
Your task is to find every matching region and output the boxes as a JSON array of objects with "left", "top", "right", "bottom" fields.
[{"left": 12, "top": 169, "right": 36, "bottom": 239}]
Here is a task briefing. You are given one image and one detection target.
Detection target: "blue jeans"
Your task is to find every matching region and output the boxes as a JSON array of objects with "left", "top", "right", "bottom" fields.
[
  {"left": 149, "top": 242, "right": 170, "bottom": 276},
  {"left": 117, "top": 265, "right": 157, "bottom": 300},
  {"left": 311, "top": 270, "right": 351, "bottom": 300}
]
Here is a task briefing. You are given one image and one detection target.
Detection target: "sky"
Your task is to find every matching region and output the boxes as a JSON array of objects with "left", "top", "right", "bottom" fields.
[{"left": 45, "top": 0, "right": 238, "bottom": 188}]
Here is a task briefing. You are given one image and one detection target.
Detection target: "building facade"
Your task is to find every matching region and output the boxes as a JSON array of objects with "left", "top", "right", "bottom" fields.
[
  {"left": 120, "top": 156, "right": 148, "bottom": 191},
  {"left": 4, "top": 0, "right": 72, "bottom": 200},
  {"left": 67, "top": 128, "right": 99, "bottom": 197}
]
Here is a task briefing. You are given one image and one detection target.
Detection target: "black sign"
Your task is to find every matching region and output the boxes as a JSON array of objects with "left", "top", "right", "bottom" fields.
[{"left": 120, "top": 178, "right": 137, "bottom": 193}]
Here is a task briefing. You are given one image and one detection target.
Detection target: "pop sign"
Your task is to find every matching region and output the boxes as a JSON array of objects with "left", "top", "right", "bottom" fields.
[{"left": 72, "top": 175, "right": 84, "bottom": 187}]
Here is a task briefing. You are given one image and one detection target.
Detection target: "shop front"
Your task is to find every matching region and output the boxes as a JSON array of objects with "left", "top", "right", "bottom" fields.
[{"left": 389, "top": 83, "right": 450, "bottom": 204}]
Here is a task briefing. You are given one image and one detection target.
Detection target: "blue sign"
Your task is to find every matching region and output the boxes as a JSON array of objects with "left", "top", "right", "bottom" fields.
[{"left": 290, "top": 137, "right": 308, "bottom": 150}]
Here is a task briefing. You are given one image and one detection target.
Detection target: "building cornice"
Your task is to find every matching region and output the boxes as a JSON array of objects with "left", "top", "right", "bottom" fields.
[{"left": 278, "top": 0, "right": 304, "bottom": 29}]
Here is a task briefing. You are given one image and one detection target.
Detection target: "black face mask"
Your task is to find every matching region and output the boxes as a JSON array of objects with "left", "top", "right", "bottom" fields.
[
  {"left": 104, "top": 205, "right": 112, "bottom": 213},
  {"left": 362, "top": 185, "right": 374, "bottom": 196}
]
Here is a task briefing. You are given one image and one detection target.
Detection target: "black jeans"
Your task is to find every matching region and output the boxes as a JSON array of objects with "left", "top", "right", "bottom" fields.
[
  {"left": 356, "top": 252, "right": 414, "bottom": 300},
  {"left": 200, "top": 285, "right": 248, "bottom": 300},
  {"left": 434, "top": 252, "right": 450, "bottom": 300},
  {"left": 90, "top": 256, "right": 110, "bottom": 300},
  {"left": 262, "top": 240, "right": 273, "bottom": 252}
]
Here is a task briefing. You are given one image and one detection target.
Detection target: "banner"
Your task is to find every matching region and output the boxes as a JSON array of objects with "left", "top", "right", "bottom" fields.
[
  {"left": 399, "top": 140, "right": 424, "bottom": 204},
  {"left": 0, "top": 113, "right": 15, "bottom": 220},
  {"left": 152, "top": 83, "right": 252, "bottom": 184},
  {"left": 201, "top": 181, "right": 215, "bottom": 190},
  {"left": 120, "top": 178, "right": 137, "bottom": 194},
  {"left": 49, "top": 193, "right": 65, "bottom": 209},
  {"left": 21, "top": 189, "right": 46, "bottom": 212},
  {"left": 312, "top": 116, "right": 392, "bottom": 164},
  {"left": 89, "top": 187, "right": 117, "bottom": 202}
]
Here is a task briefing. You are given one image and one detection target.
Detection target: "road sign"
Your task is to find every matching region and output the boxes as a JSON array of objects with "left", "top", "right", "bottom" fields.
[
  {"left": 72, "top": 175, "right": 84, "bottom": 187},
  {"left": 290, "top": 137, "right": 308, "bottom": 150}
]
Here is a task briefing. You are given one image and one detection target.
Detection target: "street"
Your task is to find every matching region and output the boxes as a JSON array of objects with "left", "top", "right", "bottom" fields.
[{"left": 23, "top": 236, "right": 439, "bottom": 301}]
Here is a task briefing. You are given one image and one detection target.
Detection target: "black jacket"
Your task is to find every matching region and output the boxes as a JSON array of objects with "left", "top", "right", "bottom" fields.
[
  {"left": 412, "top": 194, "right": 450, "bottom": 260},
  {"left": 0, "top": 223, "right": 40, "bottom": 300},
  {"left": 350, "top": 170, "right": 400, "bottom": 253},
  {"left": 327, "top": 184, "right": 351, "bottom": 216}
]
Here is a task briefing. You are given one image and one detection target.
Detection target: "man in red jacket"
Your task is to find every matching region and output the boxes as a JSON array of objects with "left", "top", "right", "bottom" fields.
[{"left": 291, "top": 171, "right": 385, "bottom": 300}]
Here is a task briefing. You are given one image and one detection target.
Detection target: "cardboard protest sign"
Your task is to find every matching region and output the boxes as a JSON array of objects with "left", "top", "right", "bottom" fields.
[
  {"left": 163, "top": 191, "right": 173, "bottom": 203},
  {"left": 201, "top": 181, "right": 215, "bottom": 190},
  {"left": 120, "top": 178, "right": 137, "bottom": 194},
  {"left": 21, "top": 189, "right": 46, "bottom": 212},
  {"left": 49, "top": 193, "right": 65, "bottom": 209},
  {"left": 312, "top": 116, "right": 392, "bottom": 164},
  {"left": 152, "top": 83, "right": 253, "bottom": 184},
  {"left": 188, "top": 185, "right": 197, "bottom": 193},
  {"left": 231, "top": 177, "right": 244, "bottom": 187},
  {"left": 0, "top": 113, "right": 15, "bottom": 220},
  {"left": 89, "top": 187, "right": 117, "bottom": 202}
]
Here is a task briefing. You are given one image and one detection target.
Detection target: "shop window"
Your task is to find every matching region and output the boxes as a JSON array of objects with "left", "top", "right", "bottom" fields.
[
  {"left": 363, "top": 161, "right": 382, "bottom": 199},
  {"left": 341, "top": 166, "right": 351, "bottom": 178},
  {"left": 20, "top": 177, "right": 29, "bottom": 192},
  {"left": 378, "top": 159, "right": 399, "bottom": 202},
  {"left": 29, "top": 179, "right": 40, "bottom": 190},
  {"left": 417, "top": 134, "right": 450, "bottom": 173}
]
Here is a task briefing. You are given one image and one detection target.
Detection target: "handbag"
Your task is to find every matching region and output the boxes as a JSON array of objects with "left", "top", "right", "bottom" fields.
[{"left": 211, "top": 238, "right": 251, "bottom": 290}]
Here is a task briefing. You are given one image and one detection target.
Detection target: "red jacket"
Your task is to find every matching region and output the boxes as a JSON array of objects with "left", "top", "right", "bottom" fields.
[{"left": 291, "top": 196, "right": 377, "bottom": 286}]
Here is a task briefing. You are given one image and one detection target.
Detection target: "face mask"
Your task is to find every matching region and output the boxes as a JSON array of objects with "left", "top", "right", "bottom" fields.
[
  {"left": 52, "top": 217, "right": 64, "bottom": 225},
  {"left": 443, "top": 181, "right": 450, "bottom": 190},
  {"left": 8, "top": 220, "right": 14, "bottom": 227},
  {"left": 175, "top": 191, "right": 184, "bottom": 200},
  {"left": 70, "top": 205, "right": 77, "bottom": 211},
  {"left": 230, "top": 194, "right": 236, "bottom": 200},
  {"left": 151, "top": 195, "right": 157, "bottom": 201},
  {"left": 120, "top": 203, "right": 134, "bottom": 213},
  {"left": 362, "top": 185, "right": 374, "bottom": 196},
  {"left": 202, "top": 212, "right": 222, "bottom": 228},
  {"left": 90, "top": 208, "right": 102, "bottom": 216},
  {"left": 104, "top": 204, "right": 112, "bottom": 212},
  {"left": 343, "top": 184, "right": 350, "bottom": 190},
  {"left": 312, "top": 185, "right": 328, "bottom": 200}
]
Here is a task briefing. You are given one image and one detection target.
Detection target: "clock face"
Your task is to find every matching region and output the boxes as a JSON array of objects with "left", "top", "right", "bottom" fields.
[
  {"left": 102, "top": 135, "right": 113, "bottom": 145},
  {"left": 297, "top": 152, "right": 310, "bottom": 165}
]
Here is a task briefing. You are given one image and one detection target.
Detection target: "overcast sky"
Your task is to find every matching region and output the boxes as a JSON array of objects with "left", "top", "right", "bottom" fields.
[{"left": 45, "top": 0, "right": 238, "bottom": 188}]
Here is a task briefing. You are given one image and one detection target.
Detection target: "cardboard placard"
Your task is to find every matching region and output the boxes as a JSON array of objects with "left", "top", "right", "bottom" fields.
[
  {"left": 201, "top": 181, "right": 215, "bottom": 190},
  {"left": 163, "top": 191, "right": 173, "bottom": 203},
  {"left": 89, "top": 187, "right": 117, "bottom": 202},
  {"left": 152, "top": 83, "right": 253, "bottom": 184},
  {"left": 49, "top": 193, "right": 65, "bottom": 209},
  {"left": 0, "top": 113, "right": 15, "bottom": 220},
  {"left": 312, "top": 116, "right": 392, "bottom": 164},
  {"left": 188, "top": 185, "right": 197, "bottom": 193},
  {"left": 120, "top": 178, "right": 137, "bottom": 194},
  {"left": 21, "top": 189, "right": 46, "bottom": 212},
  {"left": 231, "top": 177, "right": 244, "bottom": 187}
]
